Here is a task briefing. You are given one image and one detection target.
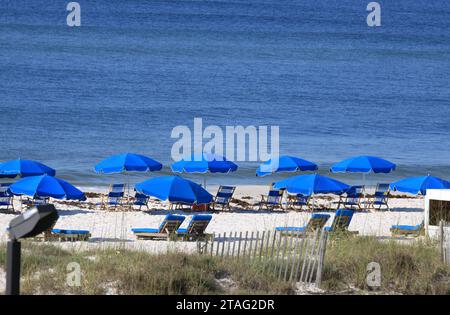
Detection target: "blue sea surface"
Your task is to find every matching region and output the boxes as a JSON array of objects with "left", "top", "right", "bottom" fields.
[{"left": 0, "top": 0, "right": 449, "bottom": 187}]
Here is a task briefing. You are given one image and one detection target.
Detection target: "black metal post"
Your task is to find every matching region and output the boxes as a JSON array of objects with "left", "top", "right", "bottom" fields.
[{"left": 6, "top": 239, "right": 21, "bottom": 295}]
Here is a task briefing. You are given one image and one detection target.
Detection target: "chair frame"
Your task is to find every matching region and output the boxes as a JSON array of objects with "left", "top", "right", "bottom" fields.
[
  {"left": 177, "top": 218, "right": 213, "bottom": 241},
  {"left": 34, "top": 222, "right": 91, "bottom": 242},
  {"left": 211, "top": 185, "right": 235, "bottom": 211},
  {"left": 276, "top": 213, "right": 330, "bottom": 236},
  {"left": 327, "top": 210, "right": 358, "bottom": 234},
  {"left": 257, "top": 189, "right": 284, "bottom": 211},
  {"left": 390, "top": 221, "right": 424, "bottom": 238},
  {"left": 133, "top": 218, "right": 185, "bottom": 240},
  {"left": 286, "top": 193, "right": 310, "bottom": 211},
  {"left": 369, "top": 183, "right": 390, "bottom": 211},
  {"left": 102, "top": 183, "right": 125, "bottom": 210},
  {"left": 133, "top": 192, "right": 150, "bottom": 211},
  {"left": 0, "top": 186, "right": 14, "bottom": 212},
  {"left": 336, "top": 186, "right": 364, "bottom": 211}
]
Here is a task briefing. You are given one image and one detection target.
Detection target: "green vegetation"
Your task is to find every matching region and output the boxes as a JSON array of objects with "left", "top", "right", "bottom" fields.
[
  {"left": 0, "top": 237, "right": 449, "bottom": 295},
  {"left": 0, "top": 242, "right": 293, "bottom": 295},
  {"left": 322, "top": 235, "right": 450, "bottom": 294}
]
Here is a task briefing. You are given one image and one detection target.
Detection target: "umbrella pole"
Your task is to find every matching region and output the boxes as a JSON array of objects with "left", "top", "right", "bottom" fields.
[
  {"left": 363, "top": 173, "right": 366, "bottom": 211},
  {"left": 127, "top": 174, "right": 131, "bottom": 209}
]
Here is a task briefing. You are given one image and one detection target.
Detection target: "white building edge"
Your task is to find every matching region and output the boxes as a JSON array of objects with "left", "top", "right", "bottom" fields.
[{"left": 425, "top": 189, "right": 450, "bottom": 239}]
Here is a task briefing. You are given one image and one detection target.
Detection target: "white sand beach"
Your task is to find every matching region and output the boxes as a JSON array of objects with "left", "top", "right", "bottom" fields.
[{"left": 0, "top": 185, "right": 424, "bottom": 253}]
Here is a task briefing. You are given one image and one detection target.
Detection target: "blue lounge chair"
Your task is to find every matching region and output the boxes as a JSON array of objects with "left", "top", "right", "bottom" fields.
[
  {"left": 336, "top": 186, "right": 364, "bottom": 210},
  {"left": 275, "top": 213, "right": 331, "bottom": 235},
  {"left": 390, "top": 221, "right": 424, "bottom": 237},
  {"left": 48, "top": 228, "right": 91, "bottom": 241},
  {"left": 177, "top": 214, "right": 213, "bottom": 240},
  {"left": 325, "top": 209, "right": 357, "bottom": 233},
  {"left": 133, "top": 191, "right": 149, "bottom": 211},
  {"left": 102, "top": 183, "right": 125, "bottom": 209},
  {"left": 211, "top": 186, "right": 235, "bottom": 211},
  {"left": 369, "top": 183, "right": 390, "bottom": 211},
  {"left": 132, "top": 214, "right": 185, "bottom": 240},
  {"left": 0, "top": 184, "right": 14, "bottom": 212},
  {"left": 257, "top": 189, "right": 284, "bottom": 211},
  {"left": 286, "top": 193, "right": 310, "bottom": 211}
]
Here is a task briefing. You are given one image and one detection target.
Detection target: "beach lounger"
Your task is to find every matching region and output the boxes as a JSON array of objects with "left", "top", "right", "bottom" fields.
[
  {"left": 102, "top": 183, "right": 125, "bottom": 209},
  {"left": 390, "top": 221, "right": 424, "bottom": 237},
  {"left": 131, "top": 214, "right": 185, "bottom": 240},
  {"left": 286, "top": 193, "right": 310, "bottom": 211},
  {"left": 325, "top": 209, "right": 358, "bottom": 233},
  {"left": 177, "top": 214, "right": 213, "bottom": 241},
  {"left": 211, "top": 186, "right": 235, "bottom": 211},
  {"left": 170, "top": 201, "right": 194, "bottom": 211},
  {"left": 43, "top": 228, "right": 91, "bottom": 242},
  {"left": 368, "top": 183, "right": 390, "bottom": 211},
  {"left": 257, "top": 189, "right": 284, "bottom": 211},
  {"left": 336, "top": 186, "right": 363, "bottom": 211},
  {"left": 275, "top": 213, "right": 330, "bottom": 235},
  {"left": 22, "top": 196, "right": 49, "bottom": 209},
  {"left": 133, "top": 191, "right": 149, "bottom": 211},
  {"left": 34, "top": 217, "right": 91, "bottom": 242},
  {"left": 0, "top": 185, "right": 14, "bottom": 212}
]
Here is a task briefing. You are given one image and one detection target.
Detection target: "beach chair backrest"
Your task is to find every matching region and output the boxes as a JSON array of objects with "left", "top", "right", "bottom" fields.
[
  {"left": 215, "top": 186, "right": 235, "bottom": 205},
  {"left": 346, "top": 185, "right": 363, "bottom": 196},
  {"left": 305, "top": 213, "right": 330, "bottom": 232},
  {"left": 375, "top": 183, "right": 390, "bottom": 194},
  {"left": 158, "top": 214, "right": 185, "bottom": 233},
  {"left": 109, "top": 184, "right": 125, "bottom": 197},
  {"left": 0, "top": 183, "right": 11, "bottom": 195},
  {"left": 134, "top": 192, "right": 149, "bottom": 204},
  {"left": 185, "top": 214, "right": 212, "bottom": 235},
  {"left": 267, "top": 189, "right": 283, "bottom": 205},
  {"left": 330, "top": 209, "right": 354, "bottom": 231},
  {"left": 33, "top": 196, "right": 48, "bottom": 206},
  {"left": 0, "top": 191, "right": 12, "bottom": 205},
  {"left": 345, "top": 186, "right": 363, "bottom": 203},
  {"left": 295, "top": 194, "right": 308, "bottom": 203}
]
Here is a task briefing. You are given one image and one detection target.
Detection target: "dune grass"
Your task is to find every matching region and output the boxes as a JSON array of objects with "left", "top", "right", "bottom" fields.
[
  {"left": 322, "top": 235, "right": 450, "bottom": 294},
  {"left": 0, "top": 236, "right": 449, "bottom": 295},
  {"left": 0, "top": 241, "right": 293, "bottom": 295}
]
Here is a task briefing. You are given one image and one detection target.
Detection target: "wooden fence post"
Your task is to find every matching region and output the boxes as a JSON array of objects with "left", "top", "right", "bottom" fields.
[
  {"left": 237, "top": 231, "right": 243, "bottom": 259},
  {"left": 221, "top": 232, "right": 227, "bottom": 258},
  {"left": 259, "top": 231, "right": 266, "bottom": 261}
]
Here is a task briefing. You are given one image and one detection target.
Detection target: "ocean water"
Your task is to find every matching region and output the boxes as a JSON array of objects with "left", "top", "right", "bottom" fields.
[{"left": 1, "top": 0, "right": 449, "bottom": 188}]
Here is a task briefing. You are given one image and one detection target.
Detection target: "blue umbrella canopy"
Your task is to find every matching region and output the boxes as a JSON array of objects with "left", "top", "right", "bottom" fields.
[
  {"left": 94, "top": 153, "right": 163, "bottom": 174},
  {"left": 135, "top": 175, "right": 213, "bottom": 204},
  {"left": 0, "top": 159, "right": 56, "bottom": 178},
  {"left": 330, "top": 155, "right": 396, "bottom": 174},
  {"left": 171, "top": 153, "right": 238, "bottom": 174},
  {"left": 256, "top": 155, "right": 317, "bottom": 177},
  {"left": 390, "top": 175, "right": 450, "bottom": 195},
  {"left": 273, "top": 174, "right": 350, "bottom": 196},
  {"left": 9, "top": 175, "right": 85, "bottom": 200}
]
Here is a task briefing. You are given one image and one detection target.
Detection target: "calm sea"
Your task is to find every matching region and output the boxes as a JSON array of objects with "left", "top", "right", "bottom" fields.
[{"left": 1, "top": 0, "right": 449, "bottom": 188}]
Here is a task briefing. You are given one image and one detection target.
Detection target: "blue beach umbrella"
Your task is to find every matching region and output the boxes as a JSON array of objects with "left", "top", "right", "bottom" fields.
[
  {"left": 94, "top": 153, "right": 163, "bottom": 204},
  {"left": 0, "top": 159, "right": 56, "bottom": 178},
  {"left": 94, "top": 153, "right": 162, "bottom": 174},
  {"left": 135, "top": 176, "right": 213, "bottom": 205},
  {"left": 171, "top": 153, "right": 237, "bottom": 174},
  {"left": 331, "top": 155, "right": 396, "bottom": 209},
  {"left": 390, "top": 175, "right": 450, "bottom": 196},
  {"left": 171, "top": 153, "right": 238, "bottom": 188},
  {"left": 9, "top": 175, "right": 85, "bottom": 200},
  {"left": 274, "top": 174, "right": 350, "bottom": 196},
  {"left": 256, "top": 155, "right": 318, "bottom": 177},
  {"left": 330, "top": 156, "right": 396, "bottom": 174}
]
